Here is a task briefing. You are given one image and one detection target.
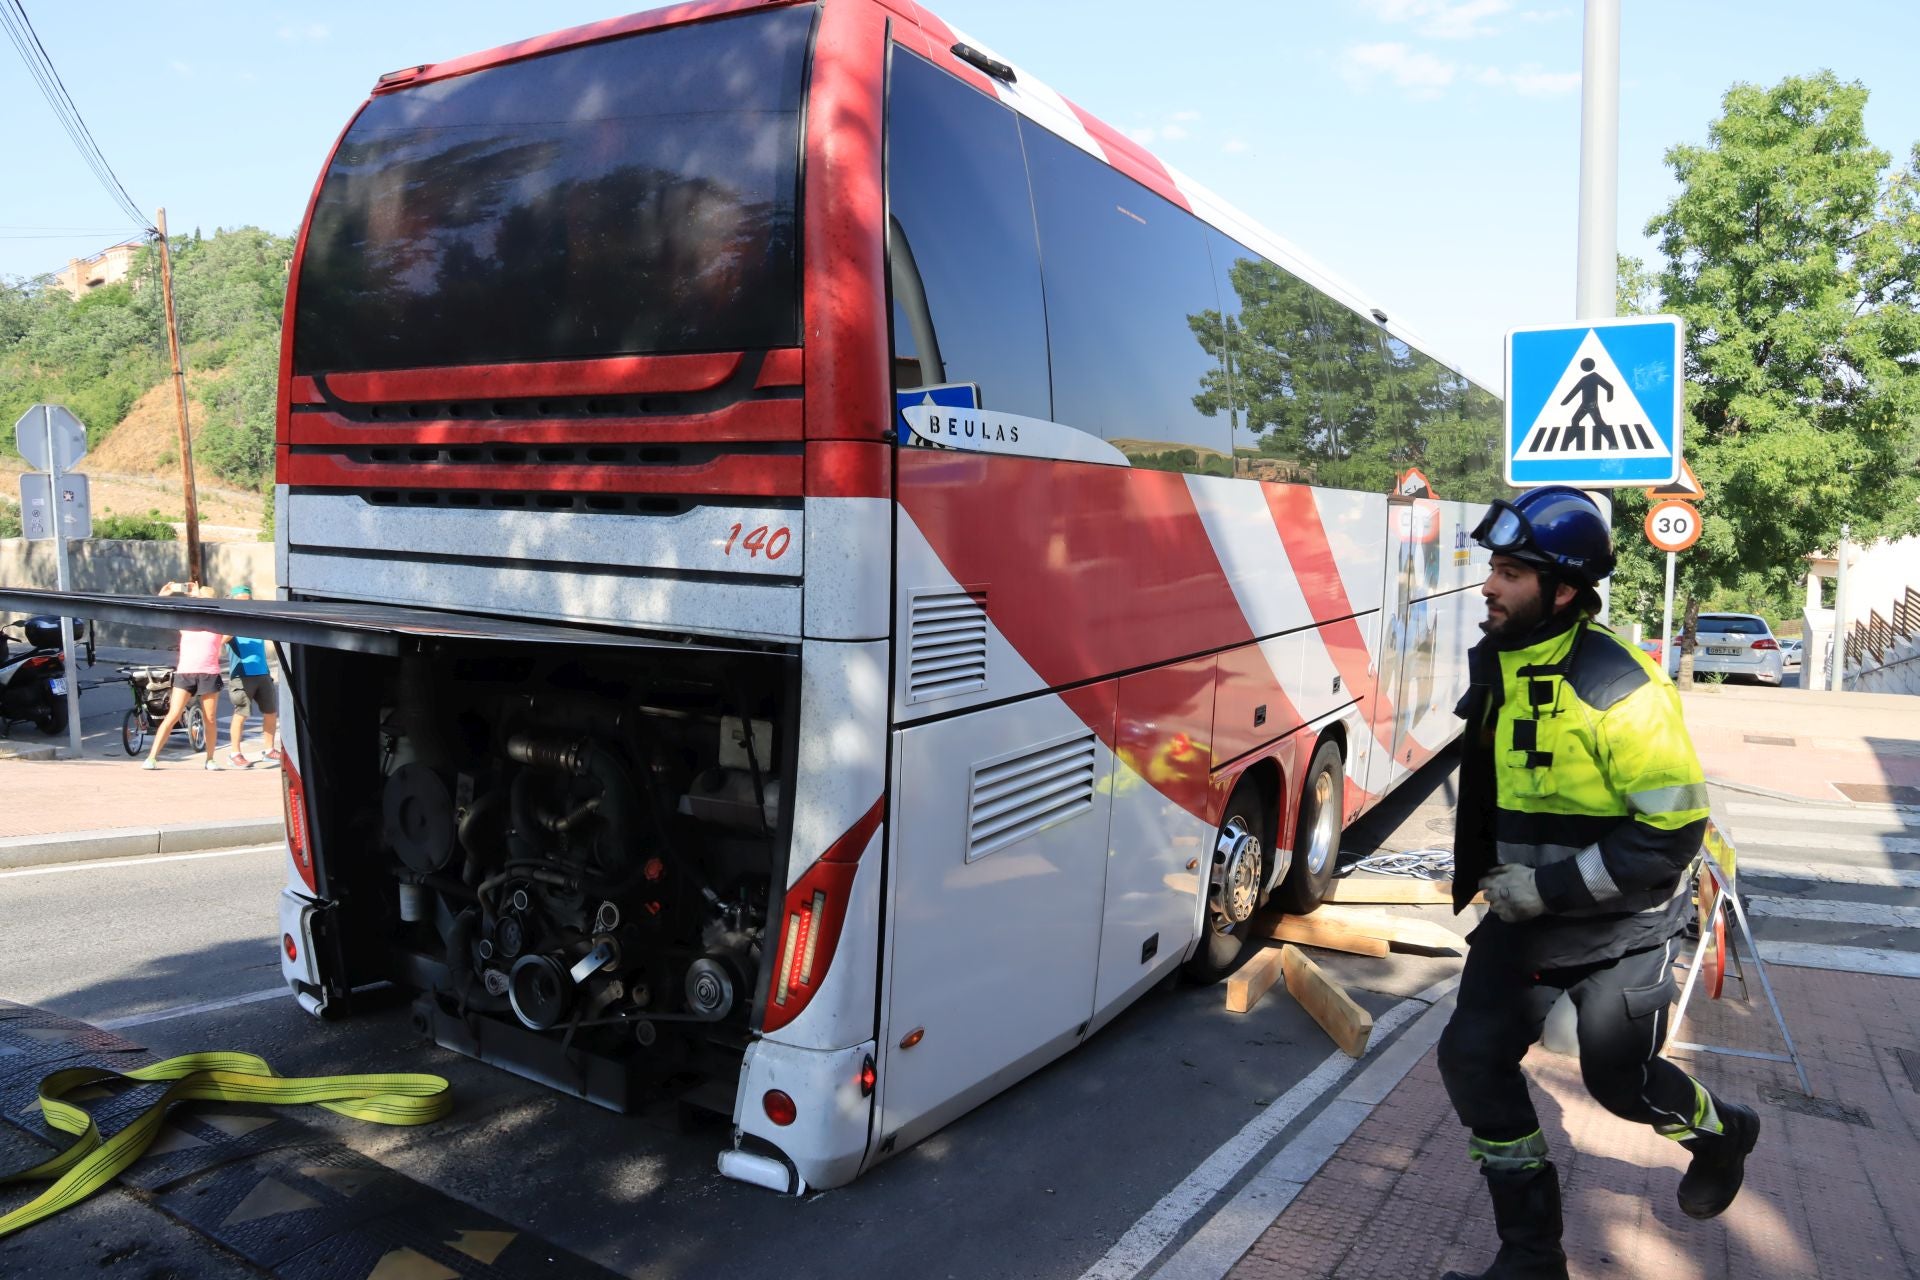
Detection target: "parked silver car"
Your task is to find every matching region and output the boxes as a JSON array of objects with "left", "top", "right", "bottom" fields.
[
  {"left": 1669, "top": 613, "right": 1785, "bottom": 684},
  {"left": 1780, "top": 637, "right": 1804, "bottom": 672}
]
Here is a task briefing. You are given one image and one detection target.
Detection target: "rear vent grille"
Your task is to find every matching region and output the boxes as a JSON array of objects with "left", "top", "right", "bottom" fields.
[
  {"left": 966, "top": 732, "right": 1098, "bottom": 862},
  {"left": 908, "top": 588, "right": 988, "bottom": 704}
]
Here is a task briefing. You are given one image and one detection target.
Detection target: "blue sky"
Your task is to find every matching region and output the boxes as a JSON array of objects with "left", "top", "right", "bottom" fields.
[{"left": 3, "top": 1, "right": 1915, "bottom": 385}]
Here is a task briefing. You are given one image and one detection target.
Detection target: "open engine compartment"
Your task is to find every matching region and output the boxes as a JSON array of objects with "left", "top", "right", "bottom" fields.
[{"left": 291, "top": 637, "right": 798, "bottom": 1113}]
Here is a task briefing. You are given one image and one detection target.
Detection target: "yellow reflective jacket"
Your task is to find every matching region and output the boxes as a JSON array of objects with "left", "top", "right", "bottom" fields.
[{"left": 1452, "top": 612, "right": 1710, "bottom": 967}]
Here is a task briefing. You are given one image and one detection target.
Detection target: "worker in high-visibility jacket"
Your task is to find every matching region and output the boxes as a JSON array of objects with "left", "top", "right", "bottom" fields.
[{"left": 1437, "top": 486, "right": 1759, "bottom": 1280}]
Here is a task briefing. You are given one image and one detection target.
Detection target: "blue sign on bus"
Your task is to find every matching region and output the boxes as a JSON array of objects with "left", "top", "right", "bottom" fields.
[
  {"left": 1504, "top": 316, "right": 1684, "bottom": 488},
  {"left": 894, "top": 382, "right": 980, "bottom": 440}
]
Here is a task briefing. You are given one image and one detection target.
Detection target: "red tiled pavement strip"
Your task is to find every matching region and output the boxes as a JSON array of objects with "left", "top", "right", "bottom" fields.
[
  {"left": 1679, "top": 686, "right": 1920, "bottom": 803},
  {"left": 0, "top": 756, "right": 280, "bottom": 840},
  {"left": 1230, "top": 964, "right": 1920, "bottom": 1279}
]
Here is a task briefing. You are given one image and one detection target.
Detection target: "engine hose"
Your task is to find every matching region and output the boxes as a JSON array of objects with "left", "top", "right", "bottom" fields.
[
  {"left": 456, "top": 786, "right": 507, "bottom": 883},
  {"left": 443, "top": 908, "right": 510, "bottom": 1014}
]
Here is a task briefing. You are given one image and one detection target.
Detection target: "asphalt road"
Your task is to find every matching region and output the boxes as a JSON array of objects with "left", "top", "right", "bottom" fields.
[{"left": 1, "top": 756, "right": 1469, "bottom": 1280}]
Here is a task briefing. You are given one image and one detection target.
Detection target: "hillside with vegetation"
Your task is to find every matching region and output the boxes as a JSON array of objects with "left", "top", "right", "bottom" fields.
[{"left": 0, "top": 227, "right": 289, "bottom": 537}]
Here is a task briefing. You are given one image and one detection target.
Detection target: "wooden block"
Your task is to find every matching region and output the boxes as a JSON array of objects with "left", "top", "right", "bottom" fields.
[
  {"left": 1264, "top": 915, "right": 1391, "bottom": 958},
  {"left": 1292, "top": 905, "right": 1467, "bottom": 955},
  {"left": 1281, "top": 944, "right": 1374, "bottom": 1058},
  {"left": 1326, "top": 877, "right": 1479, "bottom": 905},
  {"left": 1225, "top": 944, "right": 1289, "bottom": 1014}
]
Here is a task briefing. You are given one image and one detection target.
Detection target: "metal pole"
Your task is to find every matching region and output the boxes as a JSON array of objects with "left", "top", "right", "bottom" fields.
[
  {"left": 1830, "top": 523, "right": 1851, "bottom": 692},
  {"left": 1661, "top": 550, "right": 1676, "bottom": 678},
  {"left": 155, "top": 208, "right": 202, "bottom": 581},
  {"left": 44, "top": 407, "right": 82, "bottom": 758},
  {"left": 1573, "top": 0, "right": 1621, "bottom": 319}
]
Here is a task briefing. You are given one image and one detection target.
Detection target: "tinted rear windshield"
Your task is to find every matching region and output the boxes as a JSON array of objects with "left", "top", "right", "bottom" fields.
[
  {"left": 1697, "top": 616, "right": 1768, "bottom": 634},
  {"left": 293, "top": 6, "right": 814, "bottom": 374}
]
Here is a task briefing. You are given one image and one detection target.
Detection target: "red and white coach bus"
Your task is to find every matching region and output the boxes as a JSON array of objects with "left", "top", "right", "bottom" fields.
[{"left": 3, "top": 0, "right": 1506, "bottom": 1193}]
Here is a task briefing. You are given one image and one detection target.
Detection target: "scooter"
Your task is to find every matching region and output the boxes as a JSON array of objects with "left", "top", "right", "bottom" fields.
[{"left": 0, "top": 614, "right": 93, "bottom": 737}]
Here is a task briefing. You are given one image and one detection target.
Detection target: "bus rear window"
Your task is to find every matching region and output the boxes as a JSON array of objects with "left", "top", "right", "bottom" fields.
[{"left": 293, "top": 6, "right": 814, "bottom": 374}]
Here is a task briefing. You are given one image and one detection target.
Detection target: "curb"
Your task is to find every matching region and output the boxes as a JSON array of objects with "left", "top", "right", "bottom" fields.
[{"left": 0, "top": 818, "right": 284, "bottom": 870}]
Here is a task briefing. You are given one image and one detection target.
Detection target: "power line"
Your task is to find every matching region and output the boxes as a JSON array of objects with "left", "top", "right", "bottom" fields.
[{"left": 0, "top": 0, "right": 153, "bottom": 232}]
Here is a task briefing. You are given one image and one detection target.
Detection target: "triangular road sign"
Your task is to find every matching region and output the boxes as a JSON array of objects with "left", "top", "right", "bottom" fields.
[
  {"left": 1515, "top": 330, "right": 1670, "bottom": 461},
  {"left": 1397, "top": 466, "right": 1434, "bottom": 499},
  {"left": 1646, "top": 459, "right": 1705, "bottom": 502}
]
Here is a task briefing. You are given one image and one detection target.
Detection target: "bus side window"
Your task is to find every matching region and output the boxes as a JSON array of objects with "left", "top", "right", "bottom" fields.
[
  {"left": 1022, "top": 123, "right": 1232, "bottom": 477},
  {"left": 885, "top": 49, "right": 1052, "bottom": 422}
]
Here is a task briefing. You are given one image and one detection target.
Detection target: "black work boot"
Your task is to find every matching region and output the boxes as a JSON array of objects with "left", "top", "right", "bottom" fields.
[
  {"left": 1440, "top": 1162, "right": 1569, "bottom": 1280},
  {"left": 1677, "top": 1100, "right": 1760, "bottom": 1219}
]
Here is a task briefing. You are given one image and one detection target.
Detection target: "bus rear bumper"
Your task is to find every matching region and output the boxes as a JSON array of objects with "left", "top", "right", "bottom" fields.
[{"left": 726, "top": 1037, "right": 876, "bottom": 1192}]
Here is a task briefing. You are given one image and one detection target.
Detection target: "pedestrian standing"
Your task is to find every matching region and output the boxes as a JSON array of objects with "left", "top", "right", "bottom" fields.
[
  {"left": 1437, "top": 486, "right": 1758, "bottom": 1280},
  {"left": 142, "top": 582, "right": 226, "bottom": 771},
  {"left": 221, "top": 584, "right": 280, "bottom": 767}
]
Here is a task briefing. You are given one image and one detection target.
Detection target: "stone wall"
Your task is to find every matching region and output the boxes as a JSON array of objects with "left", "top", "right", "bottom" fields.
[{"left": 0, "top": 538, "right": 276, "bottom": 649}]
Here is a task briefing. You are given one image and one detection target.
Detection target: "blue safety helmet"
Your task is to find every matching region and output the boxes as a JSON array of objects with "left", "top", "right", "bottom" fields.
[{"left": 1471, "top": 485, "right": 1615, "bottom": 586}]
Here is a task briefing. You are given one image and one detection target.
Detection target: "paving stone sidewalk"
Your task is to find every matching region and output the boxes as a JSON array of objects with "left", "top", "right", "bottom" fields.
[{"left": 1229, "top": 964, "right": 1920, "bottom": 1279}]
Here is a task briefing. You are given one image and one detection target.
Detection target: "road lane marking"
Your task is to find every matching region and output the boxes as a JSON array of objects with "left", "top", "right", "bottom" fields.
[
  {"left": 0, "top": 843, "right": 281, "bottom": 879},
  {"left": 1757, "top": 942, "right": 1920, "bottom": 979},
  {"left": 1150, "top": 988, "right": 1459, "bottom": 1280},
  {"left": 1077, "top": 975, "right": 1458, "bottom": 1280},
  {"left": 96, "top": 986, "right": 288, "bottom": 1030},
  {"left": 1742, "top": 859, "right": 1920, "bottom": 889},
  {"left": 1745, "top": 897, "right": 1920, "bottom": 929},
  {"left": 1723, "top": 801, "right": 1920, "bottom": 830}
]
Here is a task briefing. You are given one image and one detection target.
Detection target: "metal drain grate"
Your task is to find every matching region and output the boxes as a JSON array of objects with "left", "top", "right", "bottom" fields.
[
  {"left": 1743, "top": 734, "right": 1796, "bottom": 747},
  {"left": 1894, "top": 1047, "right": 1920, "bottom": 1094},
  {"left": 1759, "top": 1084, "right": 1873, "bottom": 1127}
]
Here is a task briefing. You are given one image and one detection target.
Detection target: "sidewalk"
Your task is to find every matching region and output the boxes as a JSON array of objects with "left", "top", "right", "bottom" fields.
[
  {"left": 1681, "top": 684, "right": 1920, "bottom": 805},
  {"left": 0, "top": 645, "right": 283, "bottom": 864},
  {"left": 1229, "top": 963, "right": 1920, "bottom": 1279}
]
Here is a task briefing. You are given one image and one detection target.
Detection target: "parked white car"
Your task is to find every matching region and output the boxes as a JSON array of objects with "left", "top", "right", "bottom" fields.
[{"left": 1670, "top": 613, "right": 1785, "bottom": 685}]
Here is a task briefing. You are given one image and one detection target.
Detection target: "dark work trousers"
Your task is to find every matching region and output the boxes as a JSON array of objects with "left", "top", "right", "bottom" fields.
[{"left": 1438, "top": 925, "right": 1702, "bottom": 1143}]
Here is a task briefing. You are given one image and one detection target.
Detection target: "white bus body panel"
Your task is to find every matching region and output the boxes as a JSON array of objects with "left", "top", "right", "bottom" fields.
[
  {"left": 733, "top": 1037, "right": 878, "bottom": 1191},
  {"left": 879, "top": 694, "right": 1114, "bottom": 1155}
]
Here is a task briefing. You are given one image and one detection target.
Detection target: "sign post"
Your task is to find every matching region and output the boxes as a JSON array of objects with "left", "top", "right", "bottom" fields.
[
  {"left": 14, "top": 404, "right": 90, "bottom": 757},
  {"left": 1643, "top": 496, "right": 1703, "bottom": 680}
]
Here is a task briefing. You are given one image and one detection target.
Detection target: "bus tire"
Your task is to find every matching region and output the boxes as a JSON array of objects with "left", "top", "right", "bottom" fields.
[
  {"left": 1182, "top": 774, "right": 1272, "bottom": 985},
  {"left": 1273, "top": 739, "right": 1344, "bottom": 915}
]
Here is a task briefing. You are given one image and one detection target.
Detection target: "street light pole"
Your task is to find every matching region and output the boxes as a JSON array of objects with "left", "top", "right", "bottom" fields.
[{"left": 1574, "top": 0, "right": 1620, "bottom": 320}]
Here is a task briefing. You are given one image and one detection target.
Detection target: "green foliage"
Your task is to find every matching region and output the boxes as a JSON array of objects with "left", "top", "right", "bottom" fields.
[
  {"left": 260, "top": 483, "right": 275, "bottom": 541},
  {"left": 0, "top": 229, "right": 291, "bottom": 487},
  {"left": 1629, "top": 72, "right": 1920, "bottom": 623},
  {"left": 1189, "top": 257, "right": 1506, "bottom": 502},
  {"left": 91, "top": 509, "right": 176, "bottom": 541},
  {"left": 0, "top": 496, "right": 19, "bottom": 539}
]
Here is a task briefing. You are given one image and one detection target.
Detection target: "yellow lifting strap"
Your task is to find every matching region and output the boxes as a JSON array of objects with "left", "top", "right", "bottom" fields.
[{"left": 0, "top": 1051, "right": 450, "bottom": 1240}]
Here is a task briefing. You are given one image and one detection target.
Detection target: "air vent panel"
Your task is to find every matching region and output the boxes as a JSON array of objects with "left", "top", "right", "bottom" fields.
[
  {"left": 909, "top": 587, "right": 988, "bottom": 703},
  {"left": 966, "top": 731, "right": 1098, "bottom": 862}
]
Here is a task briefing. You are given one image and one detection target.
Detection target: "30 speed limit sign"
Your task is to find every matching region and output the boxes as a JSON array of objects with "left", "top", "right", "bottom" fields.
[{"left": 1644, "top": 499, "right": 1701, "bottom": 552}]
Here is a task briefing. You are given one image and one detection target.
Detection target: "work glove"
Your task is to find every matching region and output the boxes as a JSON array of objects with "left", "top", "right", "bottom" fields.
[{"left": 1480, "top": 864, "right": 1545, "bottom": 922}]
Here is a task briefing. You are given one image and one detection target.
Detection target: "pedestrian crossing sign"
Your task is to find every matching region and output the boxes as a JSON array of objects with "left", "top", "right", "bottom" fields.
[{"left": 1504, "top": 315, "right": 1684, "bottom": 488}]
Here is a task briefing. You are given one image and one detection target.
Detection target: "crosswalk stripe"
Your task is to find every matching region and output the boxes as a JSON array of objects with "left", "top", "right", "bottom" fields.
[
  {"left": 1741, "top": 858, "right": 1920, "bottom": 890},
  {"left": 1723, "top": 800, "right": 1920, "bottom": 831},
  {"left": 1756, "top": 941, "right": 1920, "bottom": 979},
  {"left": 1734, "top": 831, "right": 1920, "bottom": 856},
  {"left": 1745, "top": 896, "right": 1920, "bottom": 929}
]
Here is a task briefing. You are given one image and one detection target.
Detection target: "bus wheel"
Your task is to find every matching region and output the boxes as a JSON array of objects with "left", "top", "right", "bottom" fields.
[
  {"left": 1182, "top": 776, "right": 1271, "bottom": 985},
  {"left": 1273, "top": 740, "right": 1344, "bottom": 915}
]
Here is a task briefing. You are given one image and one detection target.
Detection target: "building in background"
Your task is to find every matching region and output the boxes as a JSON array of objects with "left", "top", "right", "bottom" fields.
[{"left": 51, "top": 239, "right": 142, "bottom": 298}]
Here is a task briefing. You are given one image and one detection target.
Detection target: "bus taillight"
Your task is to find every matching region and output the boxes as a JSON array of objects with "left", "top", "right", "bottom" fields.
[
  {"left": 282, "top": 758, "right": 316, "bottom": 894},
  {"left": 764, "top": 864, "right": 857, "bottom": 1034}
]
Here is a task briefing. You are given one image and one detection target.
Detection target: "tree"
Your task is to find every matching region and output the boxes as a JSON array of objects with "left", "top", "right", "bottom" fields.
[{"left": 1638, "top": 72, "right": 1920, "bottom": 624}]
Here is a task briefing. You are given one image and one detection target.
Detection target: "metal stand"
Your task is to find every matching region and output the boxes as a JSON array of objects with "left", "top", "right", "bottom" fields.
[{"left": 1669, "top": 850, "right": 1811, "bottom": 1095}]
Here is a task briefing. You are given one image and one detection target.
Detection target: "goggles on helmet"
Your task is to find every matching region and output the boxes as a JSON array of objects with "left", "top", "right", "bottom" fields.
[{"left": 1470, "top": 500, "right": 1536, "bottom": 557}]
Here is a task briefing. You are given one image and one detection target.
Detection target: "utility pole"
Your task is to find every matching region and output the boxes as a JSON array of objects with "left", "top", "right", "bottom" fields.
[{"left": 154, "top": 207, "right": 202, "bottom": 581}]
